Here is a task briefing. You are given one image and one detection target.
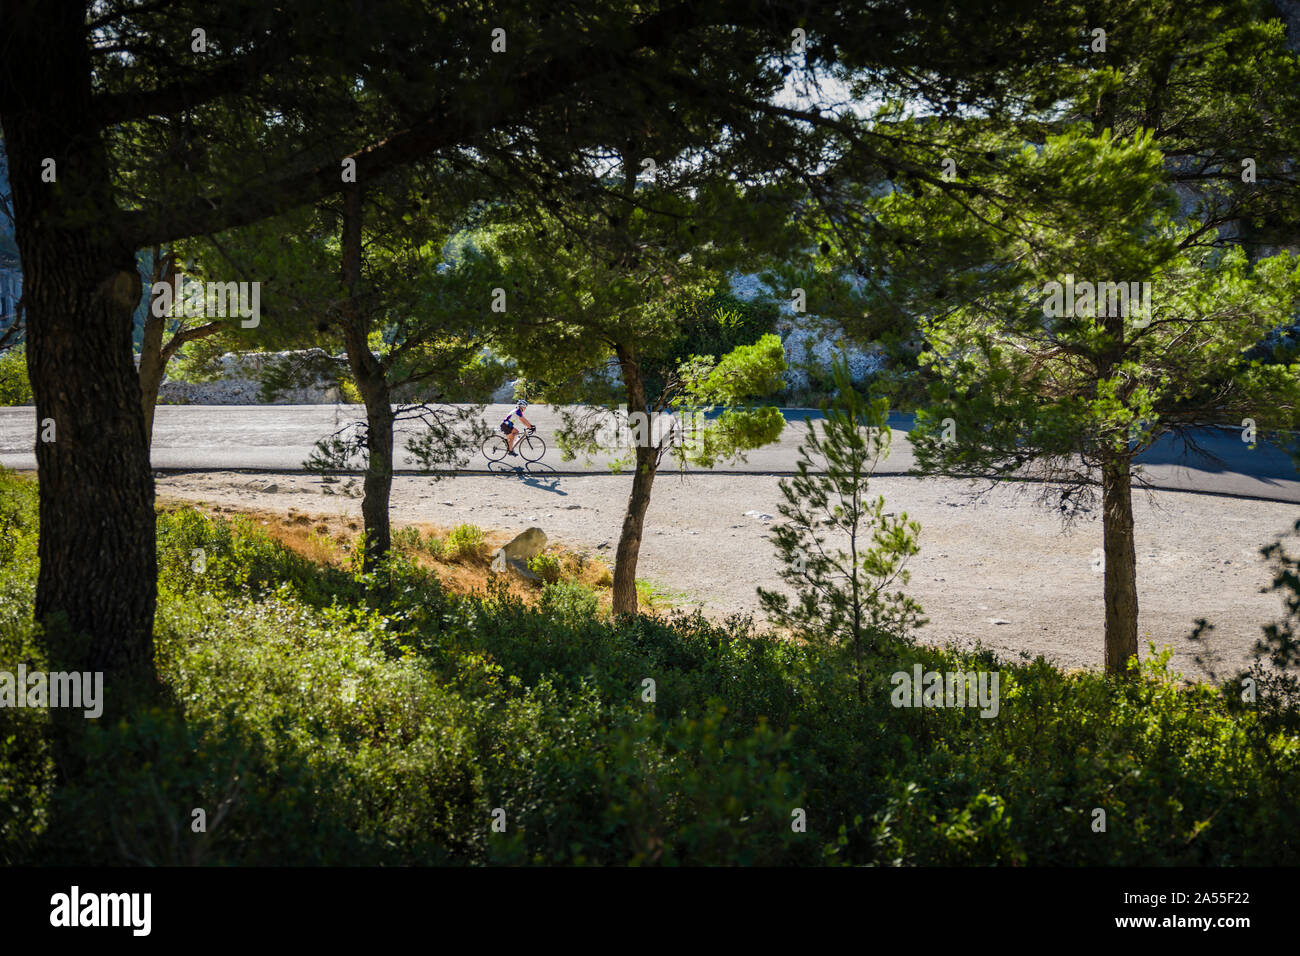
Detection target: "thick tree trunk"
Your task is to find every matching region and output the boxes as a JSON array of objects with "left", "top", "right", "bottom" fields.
[
  {"left": 1, "top": 2, "right": 157, "bottom": 691},
  {"left": 1101, "top": 452, "right": 1139, "bottom": 675},
  {"left": 338, "top": 184, "right": 394, "bottom": 571},
  {"left": 611, "top": 345, "right": 658, "bottom": 616}
]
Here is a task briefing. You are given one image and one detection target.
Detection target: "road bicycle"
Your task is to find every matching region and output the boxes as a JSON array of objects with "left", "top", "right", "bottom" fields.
[{"left": 483, "top": 426, "right": 545, "bottom": 463}]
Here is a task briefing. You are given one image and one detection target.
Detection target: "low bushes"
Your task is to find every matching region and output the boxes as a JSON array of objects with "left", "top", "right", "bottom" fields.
[{"left": 1, "top": 471, "right": 1298, "bottom": 865}]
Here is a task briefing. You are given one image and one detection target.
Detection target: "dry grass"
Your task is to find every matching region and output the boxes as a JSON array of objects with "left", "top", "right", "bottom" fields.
[{"left": 156, "top": 496, "right": 615, "bottom": 608}]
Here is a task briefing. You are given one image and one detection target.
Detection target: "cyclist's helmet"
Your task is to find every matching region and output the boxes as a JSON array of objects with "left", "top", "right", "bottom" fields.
[{"left": 515, "top": 400, "right": 528, "bottom": 409}]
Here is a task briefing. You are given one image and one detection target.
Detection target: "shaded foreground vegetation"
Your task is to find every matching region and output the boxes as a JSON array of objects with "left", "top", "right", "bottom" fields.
[{"left": 1, "top": 469, "right": 1297, "bottom": 865}]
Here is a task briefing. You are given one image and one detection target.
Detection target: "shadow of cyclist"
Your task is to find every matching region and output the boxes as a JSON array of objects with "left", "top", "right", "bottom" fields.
[{"left": 485, "top": 458, "right": 564, "bottom": 493}]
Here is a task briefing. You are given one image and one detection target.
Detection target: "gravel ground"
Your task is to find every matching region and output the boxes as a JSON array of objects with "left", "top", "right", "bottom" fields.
[{"left": 155, "top": 469, "right": 1298, "bottom": 681}]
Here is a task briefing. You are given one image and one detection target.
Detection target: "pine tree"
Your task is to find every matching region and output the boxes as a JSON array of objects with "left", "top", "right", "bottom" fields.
[{"left": 758, "top": 356, "right": 924, "bottom": 701}]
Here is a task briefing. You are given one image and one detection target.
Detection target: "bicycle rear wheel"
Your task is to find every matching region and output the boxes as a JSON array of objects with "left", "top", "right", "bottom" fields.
[
  {"left": 518, "top": 434, "right": 546, "bottom": 462},
  {"left": 482, "top": 434, "right": 509, "bottom": 462}
]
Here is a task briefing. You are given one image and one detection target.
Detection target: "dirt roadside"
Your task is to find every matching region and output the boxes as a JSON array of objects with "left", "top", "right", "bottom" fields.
[{"left": 154, "top": 469, "right": 1297, "bottom": 681}]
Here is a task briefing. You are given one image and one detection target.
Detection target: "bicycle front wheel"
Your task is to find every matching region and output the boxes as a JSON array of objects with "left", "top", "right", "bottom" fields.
[
  {"left": 518, "top": 434, "right": 546, "bottom": 462},
  {"left": 482, "top": 434, "right": 509, "bottom": 462}
]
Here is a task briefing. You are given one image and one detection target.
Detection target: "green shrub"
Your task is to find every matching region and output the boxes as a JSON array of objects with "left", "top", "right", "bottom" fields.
[
  {"left": 527, "top": 553, "right": 563, "bottom": 584},
  {"left": 445, "top": 523, "right": 485, "bottom": 561},
  {"left": 0, "top": 348, "right": 33, "bottom": 406},
  {"left": 0, "top": 469, "right": 38, "bottom": 575},
  {"left": 0, "top": 581, "right": 52, "bottom": 864},
  {"left": 391, "top": 526, "right": 424, "bottom": 554},
  {"left": 538, "top": 579, "right": 600, "bottom": 624}
]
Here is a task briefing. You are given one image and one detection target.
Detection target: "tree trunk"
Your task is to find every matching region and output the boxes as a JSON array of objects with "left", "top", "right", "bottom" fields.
[
  {"left": 351, "top": 360, "right": 394, "bottom": 571},
  {"left": 1, "top": 2, "right": 157, "bottom": 691},
  {"left": 1101, "top": 451, "right": 1139, "bottom": 675},
  {"left": 850, "top": 502, "right": 864, "bottom": 703},
  {"left": 338, "top": 184, "right": 394, "bottom": 571},
  {"left": 612, "top": 443, "right": 658, "bottom": 616},
  {"left": 611, "top": 345, "right": 657, "bottom": 616},
  {"left": 137, "top": 249, "right": 176, "bottom": 443}
]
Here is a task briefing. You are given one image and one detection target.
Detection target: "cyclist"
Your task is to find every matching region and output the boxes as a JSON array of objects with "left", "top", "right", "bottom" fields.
[{"left": 500, "top": 400, "right": 535, "bottom": 457}]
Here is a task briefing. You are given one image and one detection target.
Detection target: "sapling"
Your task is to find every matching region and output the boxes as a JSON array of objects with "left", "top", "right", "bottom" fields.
[{"left": 759, "top": 355, "right": 924, "bottom": 701}]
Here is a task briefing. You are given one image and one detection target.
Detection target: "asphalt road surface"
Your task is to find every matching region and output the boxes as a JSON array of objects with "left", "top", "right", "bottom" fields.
[{"left": 1, "top": 404, "right": 1298, "bottom": 503}]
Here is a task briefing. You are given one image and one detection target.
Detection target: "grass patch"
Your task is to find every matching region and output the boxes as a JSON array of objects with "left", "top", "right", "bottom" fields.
[{"left": 636, "top": 578, "right": 693, "bottom": 611}]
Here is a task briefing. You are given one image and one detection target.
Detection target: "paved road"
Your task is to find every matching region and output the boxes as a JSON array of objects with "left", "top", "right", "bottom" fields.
[{"left": 2, "top": 404, "right": 1298, "bottom": 503}]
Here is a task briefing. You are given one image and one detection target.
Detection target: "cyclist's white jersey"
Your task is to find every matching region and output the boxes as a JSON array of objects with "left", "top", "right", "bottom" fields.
[{"left": 501, "top": 408, "right": 528, "bottom": 431}]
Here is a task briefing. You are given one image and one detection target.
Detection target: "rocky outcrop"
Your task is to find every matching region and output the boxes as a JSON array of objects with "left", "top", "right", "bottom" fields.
[
  {"left": 157, "top": 351, "right": 341, "bottom": 404},
  {"left": 729, "top": 274, "right": 884, "bottom": 389}
]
